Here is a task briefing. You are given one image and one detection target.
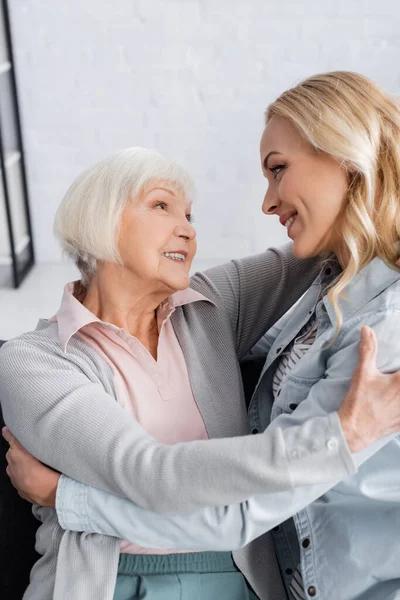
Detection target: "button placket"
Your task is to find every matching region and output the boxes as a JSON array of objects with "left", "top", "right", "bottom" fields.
[
  {"left": 294, "top": 511, "right": 317, "bottom": 600},
  {"left": 270, "top": 521, "right": 297, "bottom": 586}
]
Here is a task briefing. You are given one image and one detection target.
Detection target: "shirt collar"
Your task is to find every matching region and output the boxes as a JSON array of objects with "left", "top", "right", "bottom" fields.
[
  {"left": 322, "top": 257, "right": 400, "bottom": 326},
  {"left": 53, "top": 282, "right": 213, "bottom": 352},
  {"left": 157, "top": 287, "right": 213, "bottom": 323},
  {"left": 52, "top": 282, "right": 101, "bottom": 351}
]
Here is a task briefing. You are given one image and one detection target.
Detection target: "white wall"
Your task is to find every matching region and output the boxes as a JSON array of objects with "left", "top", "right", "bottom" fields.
[{"left": 8, "top": 0, "right": 400, "bottom": 268}]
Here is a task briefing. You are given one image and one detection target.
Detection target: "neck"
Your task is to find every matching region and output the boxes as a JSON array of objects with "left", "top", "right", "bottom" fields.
[
  {"left": 81, "top": 263, "right": 171, "bottom": 352},
  {"left": 332, "top": 244, "right": 350, "bottom": 270}
]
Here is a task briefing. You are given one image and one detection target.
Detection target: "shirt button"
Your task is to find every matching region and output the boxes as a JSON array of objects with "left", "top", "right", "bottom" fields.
[
  {"left": 289, "top": 403, "right": 298, "bottom": 411},
  {"left": 251, "top": 428, "right": 259, "bottom": 434},
  {"left": 285, "top": 568, "right": 293, "bottom": 576},
  {"left": 326, "top": 438, "right": 338, "bottom": 451},
  {"left": 302, "top": 538, "right": 311, "bottom": 549},
  {"left": 325, "top": 267, "right": 332, "bottom": 276},
  {"left": 308, "top": 585, "right": 317, "bottom": 596}
]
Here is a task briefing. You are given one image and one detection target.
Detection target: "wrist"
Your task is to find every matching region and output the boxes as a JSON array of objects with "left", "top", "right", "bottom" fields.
[
  {"left": 42, "top": 473, "right": 61, "bottom": 508},
  {"left": 338, "top": 407, "right": 369, "bottom": 453}
]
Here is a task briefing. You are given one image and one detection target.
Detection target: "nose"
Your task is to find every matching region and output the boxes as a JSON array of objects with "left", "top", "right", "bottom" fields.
[
  {"left": 262, "top": 186, "right": 280, "bottom": 215},
  {"left": 175, "top": 217, "right": 196, "bottom": 241}
]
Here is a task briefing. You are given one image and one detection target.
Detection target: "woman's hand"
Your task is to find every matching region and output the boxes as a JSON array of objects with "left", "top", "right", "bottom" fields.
[
  {"left": 2, "top": 427, "right": 60, "bottom": 507},
  {"left": 338, "top": 326, "right": 400, "bottom": 452}
]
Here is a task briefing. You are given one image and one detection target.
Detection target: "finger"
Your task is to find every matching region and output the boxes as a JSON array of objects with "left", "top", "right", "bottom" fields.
[
  {"left": 1, "top": 427, "right": 14, "bottom": 443},
  {"left": 2, "top": 428, "right": 25, "bottom": 451},
  {"left": 2, "top": 426, "right": 14, "bottom": 444},
  {"left": 358, "top": 326, "right": 378, "bottom": 372},
  {"left": 5, "top": 447, "right": 21, "bottom": 464},
  {"left": 2, "top": 427, "right": 22, "bottom": 449}
]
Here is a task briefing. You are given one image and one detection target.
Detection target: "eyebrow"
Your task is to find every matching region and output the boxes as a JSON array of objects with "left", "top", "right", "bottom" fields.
[
  {"left": 263, "top": 151, "right": 282, "bottom": 171},
  {"left": 146, "top": 186, "right": 192, "bottom": 209}
]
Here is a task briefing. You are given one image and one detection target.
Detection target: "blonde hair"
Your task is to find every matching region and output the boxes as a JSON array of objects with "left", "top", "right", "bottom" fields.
[
  {"left": 266, "top": 71, "right": 400, "bottom": 334},
  {"left": 54, "top": 147, "right": 195, "bottom": 284}
]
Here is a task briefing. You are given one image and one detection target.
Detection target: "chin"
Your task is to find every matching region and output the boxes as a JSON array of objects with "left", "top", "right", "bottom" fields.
[{"left": 164, "top": 274, "right": 190, "bottom": 292}]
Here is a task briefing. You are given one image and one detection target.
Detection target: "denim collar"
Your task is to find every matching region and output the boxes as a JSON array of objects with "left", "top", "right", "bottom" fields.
[{"left": 321, "top": 257, "right": 400, "bottom": 327}]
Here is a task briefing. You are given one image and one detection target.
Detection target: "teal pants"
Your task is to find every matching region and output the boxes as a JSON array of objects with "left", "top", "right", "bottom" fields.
[{"left": 113, "top": 552, "right": 259, "bottom": 600}]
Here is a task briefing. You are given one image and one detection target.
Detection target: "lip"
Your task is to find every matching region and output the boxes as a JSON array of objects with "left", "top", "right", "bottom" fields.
[{"left": 279, "top": 210, "right": 298, "bottom": 227}]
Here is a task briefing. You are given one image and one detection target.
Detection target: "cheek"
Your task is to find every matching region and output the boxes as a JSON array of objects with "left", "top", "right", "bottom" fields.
[
  {"left": 190, "top": 238, "right": 197, "bottom": 257},
  {"left": 279, "top": 170, "right": 308, "bottom": 204}
]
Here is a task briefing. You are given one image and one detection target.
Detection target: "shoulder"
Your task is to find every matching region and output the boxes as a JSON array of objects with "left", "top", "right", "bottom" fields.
[
  {"left": 189, "top": 270, "right": 225, "bottom": 307},
  {"left": 374, "top": 276, "right": 400, "bottom": 313},
  {"left": 0, "top": 321, "right": 112, "bottom": 382},
  {"left": 336, "top": 305, "right": 400, "bottom": 375}
]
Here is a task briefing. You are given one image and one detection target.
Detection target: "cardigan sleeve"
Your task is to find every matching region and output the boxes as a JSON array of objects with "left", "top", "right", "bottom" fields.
[
  {"left": 0, "top": 338, "right": 354, "bottom": 514},
  {"left": 55, "top": 311, "right": 399, "bottom": 548}
]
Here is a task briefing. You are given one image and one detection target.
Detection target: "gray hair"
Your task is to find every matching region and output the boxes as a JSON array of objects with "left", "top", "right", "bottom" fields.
[{"left": 54, "top": 147, "right": 195, "bottom": 285}]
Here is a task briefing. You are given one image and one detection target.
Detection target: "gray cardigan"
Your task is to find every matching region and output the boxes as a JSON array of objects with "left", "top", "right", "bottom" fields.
[{"left": 0, "top": 246, "right": 355, "bottom": 600}]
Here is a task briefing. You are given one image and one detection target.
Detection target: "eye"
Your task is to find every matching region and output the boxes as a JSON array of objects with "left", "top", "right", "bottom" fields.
[
  {"left": 156, "top": 202, "right": 167, "bottom": 210},
  {"left": 186, "top": 214, "right": 195, "bottom": 224},
  {"left": 270, "top": 164, "right": 286, "bottom": 179}
]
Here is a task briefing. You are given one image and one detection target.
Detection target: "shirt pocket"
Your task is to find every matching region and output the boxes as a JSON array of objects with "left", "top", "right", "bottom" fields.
[{"left": 273, "top": 373, "right": 321, "bottom": 417}]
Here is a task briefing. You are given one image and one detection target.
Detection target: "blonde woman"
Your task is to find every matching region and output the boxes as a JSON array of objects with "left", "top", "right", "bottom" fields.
[{"left": 3, "top": 72, "right": 400, "bottom": 600}]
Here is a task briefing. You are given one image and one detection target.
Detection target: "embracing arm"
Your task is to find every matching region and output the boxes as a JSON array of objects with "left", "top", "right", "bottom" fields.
[
  {"left": 0, "top": 337, "right": 354, "bottom": 515},
  {"left": 193, "top": 244, "right": 320, "bottom": 358},
  {"left": 55, "top": 414, "right": 350, "bottom": 550},
  {"left": 55, "top": 316, "right": 400, "bottom": 549}
]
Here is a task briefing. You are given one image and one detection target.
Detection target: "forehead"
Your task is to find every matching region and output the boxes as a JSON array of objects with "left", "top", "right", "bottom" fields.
[
  {"left": 260, "top": 116, "right": 308, "bottom": 162},
  {"left": 144, "top": 180, "right": 180, "bottom": 195},
  {"left": 142, "top": 180, "right": 191, "bottom": 203}
]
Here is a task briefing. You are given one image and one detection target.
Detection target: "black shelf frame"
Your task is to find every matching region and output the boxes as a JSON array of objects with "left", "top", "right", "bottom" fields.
[{"left": 0, "top": 0, "right": 34, "bottom": 288}]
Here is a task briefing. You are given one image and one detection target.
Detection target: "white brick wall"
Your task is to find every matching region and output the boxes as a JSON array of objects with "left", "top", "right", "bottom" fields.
[{"left": 8, "top": 0, "right": 400, "bottom": 267}]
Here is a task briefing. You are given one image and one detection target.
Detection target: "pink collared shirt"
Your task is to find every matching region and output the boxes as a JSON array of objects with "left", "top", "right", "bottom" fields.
[{"left": 52, "top": 282, "right": 210, "bottom": 554}]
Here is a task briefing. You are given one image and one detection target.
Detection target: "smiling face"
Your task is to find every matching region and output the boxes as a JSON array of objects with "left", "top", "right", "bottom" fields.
[
  {"left": 260, "top": 116, "right": 349, "bottom": 259},
  {"left": 118, "top": 180, "right": 197, "bottom": 295}
]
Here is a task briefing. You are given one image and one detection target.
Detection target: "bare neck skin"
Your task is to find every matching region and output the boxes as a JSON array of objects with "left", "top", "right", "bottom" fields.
[{"left": 81, "top": 262, "right": 171, "bottom": 360}]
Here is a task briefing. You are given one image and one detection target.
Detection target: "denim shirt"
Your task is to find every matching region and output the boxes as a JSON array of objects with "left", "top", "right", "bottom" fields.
[
  {"left": 248, "top": 257, "right": 400, "bottom": 600},
  {"left": 56, "top": 257, "right": 400, "bottom": 600}
]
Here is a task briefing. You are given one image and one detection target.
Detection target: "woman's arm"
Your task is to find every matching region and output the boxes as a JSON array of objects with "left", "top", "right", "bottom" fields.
[
  {"left": 0, "top": 334, "right": 353, "bottom": 515},
  {"left": 192, "top": 245, "right": 321, "bottom": 358},
  {"left": 5, "top": 323, "right": 400, "bottom": 550},
  {"left": 54, "top": 316, "right": 400, "bottom": 548}
]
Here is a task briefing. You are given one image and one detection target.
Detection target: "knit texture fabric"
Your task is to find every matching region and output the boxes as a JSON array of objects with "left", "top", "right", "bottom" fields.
[{"left": 0, "top": 246, "right": 323, "bottom": 600}]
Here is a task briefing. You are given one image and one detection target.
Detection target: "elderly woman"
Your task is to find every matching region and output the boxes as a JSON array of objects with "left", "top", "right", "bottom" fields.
[{"left": 2, "top": 143, "right": 400, "bottom": 600}]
